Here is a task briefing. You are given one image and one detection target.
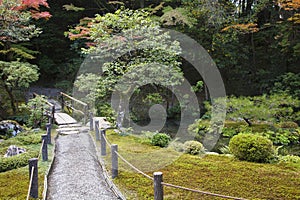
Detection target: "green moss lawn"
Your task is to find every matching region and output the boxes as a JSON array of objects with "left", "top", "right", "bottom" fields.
[{"left": 98, "top": 130, "right": 300, "bottom": 200}]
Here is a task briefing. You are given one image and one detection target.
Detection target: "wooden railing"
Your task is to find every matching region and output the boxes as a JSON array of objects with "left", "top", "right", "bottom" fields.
[{"left": 59, "top": 92, "right": 89, "bottom": 124}]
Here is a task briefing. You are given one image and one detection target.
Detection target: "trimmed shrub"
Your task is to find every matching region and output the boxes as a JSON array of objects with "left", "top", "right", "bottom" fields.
[
  {"left": 0, "top": 151, "right": 38, "bottom": 172},
  {"left": 183, "top": 141, "right": 205, "bottom": 155},
  {"left": 229, "top": 134, "right": 275, "bottom": 163},
  {"left": 151, "top": 133, "right": 171, "bottom": 147}
]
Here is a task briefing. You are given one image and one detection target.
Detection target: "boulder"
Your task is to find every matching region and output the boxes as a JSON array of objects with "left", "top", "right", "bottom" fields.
[
  {"left": 4, "top": 145, "right": 26, "bottom": 157},
  {"left": 0, "top": 120, "right": 23, "bottom": 138}
]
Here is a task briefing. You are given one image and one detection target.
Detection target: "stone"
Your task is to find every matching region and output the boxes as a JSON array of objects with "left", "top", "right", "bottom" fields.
[
  {"left": 0, "top": 120, "right": 23, "bottom": 138},
  {"left": 4, "top": 145, "right": 26, "bottom": 157}
]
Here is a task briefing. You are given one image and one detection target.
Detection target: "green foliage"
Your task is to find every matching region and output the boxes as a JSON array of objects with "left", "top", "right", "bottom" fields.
[
  {"left": 73, "top": 73, "right": 100, "bottom": 108},
  {"left": 279, "top": 155, "right": 300, "bottom": 164},
  {"left": 229, "top": 133, "right": 275, "bottom": 163},
  {"left": 271, "top": 73, "right": 300, "bottom": 98},
  {"left": 183, "top": 140, "right": 205, "bottom": 155},
  {"left": 96, "top": 103, "right": 116, "bottom": 124},
  {"left": 24, "top": 95, "right": 49, "bottom": 128},
  {"left": 151, "top": 133, "right": 171, "bottom": 147},
  {"left": 0, "top": 60, "right": 39, "bottom": 88}
]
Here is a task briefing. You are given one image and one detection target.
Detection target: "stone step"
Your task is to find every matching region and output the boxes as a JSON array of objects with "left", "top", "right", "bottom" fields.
[
  {"left": 58, "top": 124, "right": 81, "bottom": 129},
  {"left": 57, "top": 127, "right": 80, "bottom": 133},
  {"left": 59, "top": 131, "right": 79, "bottom": 135}
]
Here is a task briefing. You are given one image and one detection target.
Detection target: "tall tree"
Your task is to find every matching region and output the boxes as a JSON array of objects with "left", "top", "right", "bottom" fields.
[{"left": 0, "top": 0, "right": 50, "bottom": 114}]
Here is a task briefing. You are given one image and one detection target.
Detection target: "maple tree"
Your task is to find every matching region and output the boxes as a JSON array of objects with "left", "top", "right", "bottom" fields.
[{"left": 0, "top": 0, "right": 51, "bottom": 114}]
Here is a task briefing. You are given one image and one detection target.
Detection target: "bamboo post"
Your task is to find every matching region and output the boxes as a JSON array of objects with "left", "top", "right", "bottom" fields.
[
  {"left": 46, "top": 123, "right": 51, "bottom": 144},
  {"left": 100, "top": 129, "right": 106, "bottom": 156},
  {"left": 111, "top": 144, "right": 118, "bottom": 179},
  {"left": 154, "top": 172, "right": 163, "bottom": 200},
  {"left": 28, "top": 158, "right": 38, "bottom": 198},
  {"left": 41, "top": 134, "right": 48, "bottom": 161}
]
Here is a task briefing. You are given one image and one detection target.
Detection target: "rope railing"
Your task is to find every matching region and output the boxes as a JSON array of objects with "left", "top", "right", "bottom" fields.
[
  {"left": 114, "top": 151, "right": 154, "bottom": 181},
  {"left": 59, "top": 92, "right": 88, "bottom": 124},
  {"left": 26, "top": 166, "right": 35, "bottom": 200},
  {"left": 93, "top": 118, "right": 248, "bottom": 200},
  {"left": 161, "top": 182, "right": 247, "bottom": 200},
  {"left": 37, "top": 140, "right": 45, "bottom": 160},
  {"left": 26, "top": 128, "right": 51, "bottom": 199}
]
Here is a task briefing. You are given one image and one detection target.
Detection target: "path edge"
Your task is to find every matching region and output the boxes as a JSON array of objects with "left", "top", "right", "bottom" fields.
[
  {"left": 89, "top": 130, "right": 126, "bottom": 200},
  {"left": 43, "top": 133, "right": 59, "bottom": 200}
]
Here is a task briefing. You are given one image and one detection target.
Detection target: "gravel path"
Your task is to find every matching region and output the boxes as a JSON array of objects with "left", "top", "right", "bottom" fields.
[{"left": 47, "top": 130, "right": 118, "bottom": 200}]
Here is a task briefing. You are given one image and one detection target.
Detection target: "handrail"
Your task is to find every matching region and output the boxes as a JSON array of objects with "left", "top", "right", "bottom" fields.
[{"left": 60, "top": 92, "right": 88, "bottom": 107}]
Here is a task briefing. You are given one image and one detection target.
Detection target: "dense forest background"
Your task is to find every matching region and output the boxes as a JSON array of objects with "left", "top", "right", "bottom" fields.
[
  {"left": 32, "top": 0, "right": 299, "bottom": 94},
  {"left": 0, "top": 0, "right": 299, "bottom": 119}
]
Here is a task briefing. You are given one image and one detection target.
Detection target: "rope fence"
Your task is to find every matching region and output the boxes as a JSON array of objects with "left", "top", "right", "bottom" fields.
[
  {"left": 93, "top": 118, "right": 248, "bottom": 200},
  {"left": 26, "top": 125, "right": 51, "bottom": 199}
]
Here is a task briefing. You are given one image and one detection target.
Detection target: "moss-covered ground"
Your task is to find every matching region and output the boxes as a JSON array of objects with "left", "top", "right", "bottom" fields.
[
  {"left": 97, "top": 130, "right": 300, "bottom": 200},
  {"left": 0, "top": 129, "right": 55, "bottom": 199}
]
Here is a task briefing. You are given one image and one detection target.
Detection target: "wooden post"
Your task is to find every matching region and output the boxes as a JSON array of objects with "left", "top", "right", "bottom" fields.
[
  {"left": 41, "top": 134, "right": 48, "bottom": 161},
  {"left": 28, "top": 158, "right": 38, "bottom": 198},
  {"left": 154, "top": 172, "right": 163, "bottom": 200},
  {"left": 111, "top": 144, "right": 118, "bottom": 179},
  {"left": 46, "top": 123, "right": 51, "bottom": 144},
  {"left": 90, "top": 112, "right": 94, "bottom": 131},
  {"left": 51, "top": 105, "right": 55, "bottom": 124},
  {"left": 95, "top": 120, "right": 100, "bottom": 141},
  {"left": 84, "top": 105, "right": 88, "bottom": 125},
  {"left": 60, "top": 94, "right": 64, "bottom": 112},
  {"left": 100, "top": 129, "right": 106, "bottom": 156}
]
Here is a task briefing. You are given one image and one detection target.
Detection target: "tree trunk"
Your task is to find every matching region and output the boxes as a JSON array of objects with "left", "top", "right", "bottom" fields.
[
  {"left": 243, "top": 117, "right": 252, "bottom": 126},
  {"left": 3, "top": 84, "right": 17, "bottom": 114}
]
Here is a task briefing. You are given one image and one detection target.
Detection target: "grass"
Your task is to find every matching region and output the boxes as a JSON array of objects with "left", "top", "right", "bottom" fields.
[
  {"left": 97, "top": 129, "right": 300, "bottom": 200},
  {"left": 0, "top": 129, "right": 55, "bottom": 199}
]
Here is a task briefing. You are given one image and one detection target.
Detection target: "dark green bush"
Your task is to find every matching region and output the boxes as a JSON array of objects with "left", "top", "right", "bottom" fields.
[
  {"left": 151, "top": 133, "right": 171, "bottom": 147},
  {"left": 0, "top": 151, "right": 38, "bottom": 172},
  {"left": 183, "top": 141, "right": 205, "bottom": 155},
  {"left": 229, "top": 133, "right": 275, "bottom": 163}
]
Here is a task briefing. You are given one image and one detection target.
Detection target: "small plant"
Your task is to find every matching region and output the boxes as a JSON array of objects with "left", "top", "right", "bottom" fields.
[
  {"left": 229, "top": 133, "right": 275, "bottom": 163},
  {"left": 25, "top": 95, "right": 49, "bottom": 128},
  {"left": 278, "top": 155, "right": 300, "bottom": 163},
  {"left": 183, "top": 140, "right": 205, "bottom": 155},
  {"left": 151, "top": 133, "right": 171, "bottom": 147},
  {"left": 219, "top": 145, "right": 230, "bottom": 154}
]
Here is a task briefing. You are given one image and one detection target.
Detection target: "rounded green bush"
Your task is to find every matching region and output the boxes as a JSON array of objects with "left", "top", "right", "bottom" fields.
[
  {"left": 229, "top": 133, "right": 275, "bottom": 163},
  {"left": 183, "top": 140, "right": 205, "bottom": 155},
  {"left": 151, "top": 133, "right": 171, "bottom": 147}
]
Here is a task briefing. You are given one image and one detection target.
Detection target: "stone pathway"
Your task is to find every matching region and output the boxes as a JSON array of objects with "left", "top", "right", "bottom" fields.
[{"left": 46, "top": 125, "right": 119, "bottom": 200}]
